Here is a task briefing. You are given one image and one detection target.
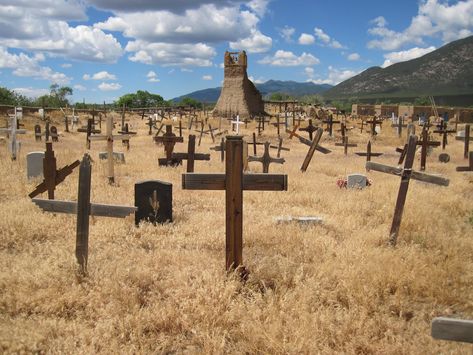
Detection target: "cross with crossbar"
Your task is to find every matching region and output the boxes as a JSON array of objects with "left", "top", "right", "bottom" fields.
[{"left": 248, "top": 141, "right": 285, "bottom": 173}]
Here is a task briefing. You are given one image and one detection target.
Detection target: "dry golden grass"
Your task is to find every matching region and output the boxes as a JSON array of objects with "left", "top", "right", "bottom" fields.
[{"left": 0, "top": 112, "right": 472, "bottom": 354}]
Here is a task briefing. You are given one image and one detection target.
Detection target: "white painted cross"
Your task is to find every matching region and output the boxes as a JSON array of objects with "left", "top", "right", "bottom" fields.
[
  {"left": 89, "top": 115, "right": 131, "bottom": 184},
  {"left": 231, "top": 114, "right": 244, "bottom": 134},
  {"left": 0, "top": 110, "right": 26, "bottom": 160}
]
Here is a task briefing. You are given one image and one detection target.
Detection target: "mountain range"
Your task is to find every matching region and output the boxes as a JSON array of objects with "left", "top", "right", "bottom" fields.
[{"left": 173, "top": 35, "right": 473, "bottom": 104}]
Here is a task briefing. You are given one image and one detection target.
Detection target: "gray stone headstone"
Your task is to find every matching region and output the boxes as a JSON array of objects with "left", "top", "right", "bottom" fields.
[
  {"left": 27, "top": 152, "right": 44, "bottom": 180},
  {"left": 347, "top": 174, "right": 367, "bottom": 189},
  {"left": 276, "top": 216, "right": 323, "bottom": 225},
  {"left": 99, "top": 151, "right": 125, "bottom": 163},
  {"left": 135, "top": 180, "right": 172, "bottom": 225}
]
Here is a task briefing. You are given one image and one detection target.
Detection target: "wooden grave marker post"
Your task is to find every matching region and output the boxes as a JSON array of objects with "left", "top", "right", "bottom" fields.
[
  {"left": 248, "top": 141, "right": 285, "bottom": 173},
  {"left": 172, "top": 135, "right": 210, "bottom": 172},
  {"left": 433, "top": 121, "right": 456, "bottom": 150},
  {"left": 322, "top": 114, "right": 340, "bottom": 137},
  {"left": 335, "top": 136, "right": 357, "bottom": 155},
  {"left": 29, "top": 142, "right": 80, "bottom": 199},
  {"left": 286, "top": 126, "right": 331, "bottom": 172},
  {"left": 89, "top": 116, "right": 131, "bottom": 184},
  {"left": 391, "top": 116, "right": 407, "bottom": 137},
  {"left": 366, "top": 116, "right": 383, "bottom": 136},
  {"left": 455, "top": 124, "right": 471, "bottom": 159},
  {"left": 182, "top": 136, "right": 287, "bottom": 274},
  {"left": 210, "top": 137, "right": 226, "bottom": 162},
  {"left": 417, "top": 129, "right": 440, "bottom": 171},
  {"left": 366, "top": 135, "right": 449, "bottom": 246},
  {"left": 118, "top": 123, "right": 137, "bottom": 150},
  {"left": 32, "top": 154, "right": 136, "bottom": 274},
  {"left": 299, "top": 119, "right": 318, "bottom": 140},
  {"left": 154, "top": 125, "right": 184, "bottom": 166},
  {"left": 251, "top": 132, "right": 265, "bottom": 155},
  {"left": 456, "top": 151, "right": 473, "bottom": 172},
  {"left": 0, "top": 114, "right": 26, "bottom": 160},
  {"left": 355, "top": 141, "right": 383, "bottom": 162},
  {"left": 77, "top": 118, "right": 101, "bottom": 149},
  {"left": 271, "top": 115, "right": 285, "bottom": 137}
]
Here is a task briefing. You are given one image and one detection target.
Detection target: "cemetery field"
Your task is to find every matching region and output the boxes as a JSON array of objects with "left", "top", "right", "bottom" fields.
[{"left": 1, "top": 112, "right": 472, "bottom": 354}]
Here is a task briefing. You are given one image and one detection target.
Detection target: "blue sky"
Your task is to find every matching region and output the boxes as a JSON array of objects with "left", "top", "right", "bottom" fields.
[{"left": 0, "top": 0, "right": 472, "bottom": 103}]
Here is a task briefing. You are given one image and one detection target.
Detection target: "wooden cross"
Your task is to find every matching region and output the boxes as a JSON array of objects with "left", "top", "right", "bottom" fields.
[
  {"left": 395, "top": 144, "right": 408, "bottom": 165},
  {"left": 248, "top": 141, "right": 285, "bottom": 173},
  {"left": 298, "top": 119, "right": 318, "bottom": 140},
  {"left": 32, "top": 154, "right": 136, "bottom": 274},
  {"left": 59, "top": 107, "right": 70, "bottom": 132},
  {"left": 359, "top": 119, "right": 365, "bottom": 133},
  {"left": 77, "top": 118, "right": 101, "bottom": 149},
  {"left": 269, "top": 137, "right": 290, "bottom": 158},
  {"left": 391, "top": 116, "right": 407, "bottom": 137},
  {"left": 182, "top": 136, "right": 287, "bottom": 274},
  {"left": 433, "top": 121, "right": 456, "bottom": 150},
  {"left": 271, "top": 116, "right": 286, "bottom": 137},
  {"left": 29, "top": 142, "right": 80, "bottom": 199},
  {"left": 118, "top": 123, "right": 137, "bottom": 150},
  {"left": 230, "top": 115, "right": 245, "bottom": 134},
  {"left": 251, "top": 132, "right": 265, "bottom": 155},
  {"left": 456, "top": 151, "right": 473, "bottom": 172},
  {"left": 335, "top": 136, "right": 357, "bottom": 155},
  {"left": 174, "top": 120, "right": 183, "bottom": 137},
  {"left": 366, "top": 116, "right": 383, "bottom": 136},
  {"left": 89, "top": 116, "right": 131, "bottom": 184},
  {"left": 0, "top": 114, "right": 26, "bottom": 160},
  {"left": 455, "top": 124, "right": 471, "bottom": 159},
  {"left": 286, "top": 127, "right": 331, "bottom": 172},
  {"left": 147, "top": 115, "right": 157, "bottom": 135},
  {"left": 196, "top": 122, "right": 217, "bottom": 146},
  {"left": 355, "top": 141, "right": 383, "bottom": 162},
  {"left": 322, "top": 114, "right": 340, "bottom": 137},
  {"left": 416, "top": 129, "right": 440, "bottom": 171},
  {"left": 154, "top": 125, "right": 184, "bottom": 166},
  {"left": 431, "top": 317, "right": 473, "bottom": 344},
  {"left": 172, "top": 135, "right": 210, "bottom": 173},
  {"left": 366, "top": 135, "right": 449, "bottom": 246},
  {"left": 210, "top": 137, "right": 225, "bottom": 162}
]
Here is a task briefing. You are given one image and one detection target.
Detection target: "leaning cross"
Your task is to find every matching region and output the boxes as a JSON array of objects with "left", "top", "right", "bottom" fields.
[
  {"left": 287, "top": 127, "right": 331, "bottom": 172},
  {"left": 172, "top": 135, "right": 210, "bottom": 173},
  {"left": 182, "top": 136, "right": 287, "bottom": 274},
  {"left": 32, "top": 154, "right": 136, "bottom": 274},
  {"left": 154, "top": 125, "right": 184, "bottom": 166},
  {"left": 0, "top": 114, "right": 26, "bottom": 160},
  {"left": 248, "top": 141, "right": 285, "bottom": 173},
  {"left": 89, "top": 116, "right": 131, "bottom": 184},
  {"left": 29, "top": 142, "right": 80, "bottom": 199},
  {"left": 366, "top": 135, "right": 449, "bottom": 246},
  {"left": 196, "top": 122, "right": 218, "bottom": 146},
  {"left": 416, "top": 129, "right": 440, "bottom": 171},
  {"left": 355, "top": 141, "right": 383, "bottom": 162}
]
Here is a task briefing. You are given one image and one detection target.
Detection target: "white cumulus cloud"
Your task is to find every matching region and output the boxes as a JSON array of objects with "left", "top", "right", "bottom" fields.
[
  {"left": 202, "top": 75, "right": 213, "bottom": 80},
  {"left": 279, "top": 25, "right": 295, "bottom": 42},
  {"left": 348, "top": 53, "right": 360, "bottom": 61},
  {"left": 98, "top": 82, "right": 122, "bottom": 91},
  {"left": 83, "top": 71, "right": 117, "bottom": 81},
  {"left": 382, "top": 46, "right": 436, "bottom": 67},
  {"left": 229, "top": 29, "right": 272, "bottom": 53},
  {"left": 258, "top": 50, "right": 320, "bottom": 66},
  {"left": 298, "top": 33, "right": 315, "bottom": 45},
  {"left": 147, "top": 70, "right": 160, "bottom": 82},
  {"left": 13, "top": 87, "right": 49, "bottom": 98},
  {"left": 307, "top": 66, "right": 360, "bottom": 85}
]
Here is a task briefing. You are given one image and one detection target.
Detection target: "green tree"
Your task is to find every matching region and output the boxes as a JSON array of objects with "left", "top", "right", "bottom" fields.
[
  {"left": 414, "top": 96, "right": 430, "bottom": 106},
  {"left": 180, "top": 97, "right": 202, "bottom": 109},
  {"left": 116, "top": 90, "right": 165, "bottom": 108}
]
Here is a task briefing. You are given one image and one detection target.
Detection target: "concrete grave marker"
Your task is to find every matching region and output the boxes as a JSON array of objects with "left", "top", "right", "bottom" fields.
[
  {"left": 347, "top": 174, "right": 367, "bottom": 189},
  {"left": 27, "top": 152, "right": 45, "bottom": 180},
  {"left": 135, "top": 180, "right": 173, "bottom": 225}
]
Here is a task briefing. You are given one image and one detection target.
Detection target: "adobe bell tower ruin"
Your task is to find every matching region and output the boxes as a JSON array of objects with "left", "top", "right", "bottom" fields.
[{"left": 213, "top": 50, "right": 265, "bottom": 119}]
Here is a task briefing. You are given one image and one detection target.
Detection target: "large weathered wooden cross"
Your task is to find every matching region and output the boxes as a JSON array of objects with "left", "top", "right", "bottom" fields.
[
  {"left": 248, "top": 141, "right": 285, "bottom": 173},
  {"left": 286, "top": 126, "right": 331, "bottom": 172},
  {"left": 0, "top": 113, "right": 26, "bottom": 160},
  {"left": 355, "top": 141, "right": 383, "bottom": 162},
  {"left": 416, "top": 129, "right": 440, "bottom": 171},
  {"left": 366, "top": 135, "right": 449, "bottom": 246},
  {"left": 29, "top": 142, "right": 80, "bottom": 199},
  {"left": 182, "top": 136, "right": 287, "bottom": 274},
  {"left": 172, "top": 135, "right": 210, "bottom": 172},
  {"left": 455, "top": 124, "right": 471, "bottom": 159},
  {"left": 89, "top": 116, "right": 131, "bottom": 184},
  {"left": 154, "top": 125, "right": 184, "bottom": 166},
  {"left": 32, "top": 154, "right": 136, "bottom": 274}
]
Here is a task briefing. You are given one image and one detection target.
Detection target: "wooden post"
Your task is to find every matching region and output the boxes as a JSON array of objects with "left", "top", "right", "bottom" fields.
[
  {"left": 76, "top": 154, "right": 92, "bottom": 274},
  {"left": 456, "top": 151, "right": 473, "bottom": 172}
]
